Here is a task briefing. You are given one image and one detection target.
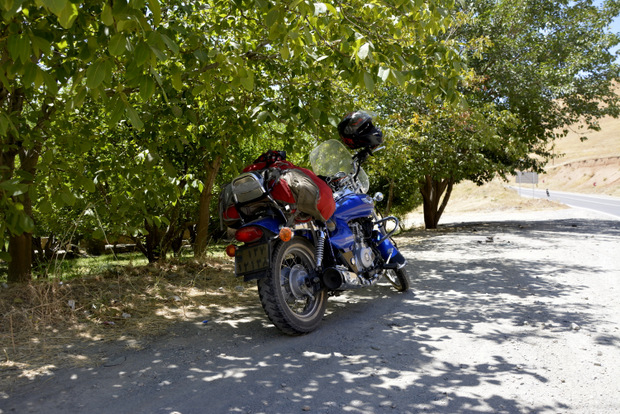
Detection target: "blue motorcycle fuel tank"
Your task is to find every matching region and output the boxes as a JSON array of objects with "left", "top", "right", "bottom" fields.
[{"left": 329, "top": 193, "right": 374, "bottom": 250}]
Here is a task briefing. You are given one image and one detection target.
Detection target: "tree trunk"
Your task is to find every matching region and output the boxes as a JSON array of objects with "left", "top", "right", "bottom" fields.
[
  {"left": 8, "top": 233, "right": 32, "bottom": 283},
  {"left": 7, "top": 140, "right": 43, "bottom": 281},
  {"left": 2, "top": 93, "right": 52, "bottom": 283},
  {"left": 194, "top": 155, "right": 222, "bottom": 256},
  {"left": 419, "top": 175, "right": 454, "bottom": 229}
]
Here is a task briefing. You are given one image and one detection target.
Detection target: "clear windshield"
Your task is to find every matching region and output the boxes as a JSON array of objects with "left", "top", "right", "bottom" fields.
[{"left": 309, "top": 139, "right": 369, "bottom": 193}]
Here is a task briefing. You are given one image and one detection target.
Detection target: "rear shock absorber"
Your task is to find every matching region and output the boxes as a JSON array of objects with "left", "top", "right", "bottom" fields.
[{"left": 315, "top": 229, "right": 325, "bottom": 269}]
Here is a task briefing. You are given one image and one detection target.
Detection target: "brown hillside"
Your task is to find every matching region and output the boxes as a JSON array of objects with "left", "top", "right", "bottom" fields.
[
  {"left": 541, "top": 113, "right": 620, "bottom": 197},
  {"left": 439, "top": 108, "right": 620, "bottom": 217}
]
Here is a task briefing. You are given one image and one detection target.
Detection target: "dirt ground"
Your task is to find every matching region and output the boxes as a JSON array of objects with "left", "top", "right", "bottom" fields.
[{"left": 1, "top": 206, "right": 619, "bottom": 414}]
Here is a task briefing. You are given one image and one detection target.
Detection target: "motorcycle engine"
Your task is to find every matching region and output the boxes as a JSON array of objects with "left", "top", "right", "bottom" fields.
[{"left": 350, "top": 221, "right": 375, "bottom": 271}]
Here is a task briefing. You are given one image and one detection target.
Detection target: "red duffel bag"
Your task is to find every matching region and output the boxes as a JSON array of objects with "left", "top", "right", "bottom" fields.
[{"left": 219, "top": 151, "right": 336, "bottom": 228}]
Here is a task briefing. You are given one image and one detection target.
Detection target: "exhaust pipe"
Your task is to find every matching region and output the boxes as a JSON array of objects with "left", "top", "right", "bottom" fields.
[{"left": 322, "top": 266, "right": 363, "bottom": 290}]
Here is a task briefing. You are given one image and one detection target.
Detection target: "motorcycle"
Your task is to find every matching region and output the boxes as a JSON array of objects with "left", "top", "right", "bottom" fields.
[{"left": 221, "top": 137, "right": 410, "bottom": 335}]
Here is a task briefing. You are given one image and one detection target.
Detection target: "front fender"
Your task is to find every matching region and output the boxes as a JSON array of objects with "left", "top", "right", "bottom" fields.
[{"left": 376, "top": 237, "right": 407, "bottom": 268}]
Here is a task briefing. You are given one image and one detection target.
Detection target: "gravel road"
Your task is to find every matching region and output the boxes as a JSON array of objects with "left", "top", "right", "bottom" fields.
[{"left": 2, "top": 208, "right": 619, "bottom": 414}]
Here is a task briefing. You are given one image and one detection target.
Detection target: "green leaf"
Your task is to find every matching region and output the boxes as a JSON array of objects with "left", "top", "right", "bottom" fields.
[
  {"left": 1, "top": 0, "right": 13, "bottom": 10},
  {"left": 163, "top": 160, "right": 176, "bottom": 177},
  {"left": 117, "top": 19, "right": 139, "bottom": 32},
  {"left": 60, "top": 190, "right": 76, "bottom": 206},
  {"left": 0, "top": 112, "right": 15, "bottom": 136},
  {"left": 38, "top": 0, "right": 67, "bottom": 15},
  {"left": 0, "top": 113, "right": 8, "bottom": 136},
  {"left": 134, "top": 41, "right": 151, "bottom": 67},
  {"left": 171, "top": 65, "right": 183, "bottom": 91},
  {"left": 19, "top": 214, "right": 35, "bottom": 233},
  {"left": 30, "top": 35, "right": 51, "bottom": 58},
  {"left": 0, "top": 69, "right": 9, "bottom": 89},
  {"left": 147, "top": 0, "right": 161, "bottom": 25},
  {"left": 101, "top": 2, "right": 114, "bottom": 26},
  {"left": 280, "top": 44, "right": 290, "bottom": 60},
  {"left": 78, "top": 175, "right": 96, "bottom": 192},
  {"left": 109, "top": 97, "right": 125, "bottom": 125},
  {"left": 266, "top": 7, "right": 279, "bottom": 27},
  {"left": 149, "top": 43, "right": 166, "bottom": 61},
  {"left": 22, "top": 62, "right": 37, "bottom": 86},
  {"left": 160, "top": 34, "right": 179, "bottom": 55},
  {"left": 7, "top": 34, "right": 30, "bottom": 64},
  {"left": 125, "top": 105, "right": 144, "bottom": 129},
  {"left": 139, "top": 75, "right": 155, "bottom": 100},
  {"left": 363, "top": 71, "right": 374, "bottom": 92},
  {"left": 257, "top": 111, "right": 270, "bottom": 123},
  {"left": 171, "top": 105, "right": 182, "bottom": 118},
  {"left": 109, "top": 33, "right": 126, "bottom": 56},
  {"left": 38, "top": 199, "right": 53, "bottom": 214},
  {"left": 42, "top": 71, "right": 59, "bottom": 95},
  {"left": 58, "top": 1, "right": 78, "bottom": 29},
  {"left": 391, "top": 69, "right": 406, "bottom": 87},
  {"left": 74, "top": 86, "right": 87, "bottom": 108},
  {"left": 92, "top": 228, "right": 105, "bottom": 240},
  {"left": 4, "top": 0, "right": 21, "bottom": 18},
  {"left": 0, "top": 179, "right": 27, "bottom": 196},
  {"left": 240, "top": 70, "right": 254, "bottom": 91},
  {"left": 324, "top": 3, "right": 337, "bottom": 14},
  {"left": 86, "top": 59, "right": 108, "bottom": 89}
]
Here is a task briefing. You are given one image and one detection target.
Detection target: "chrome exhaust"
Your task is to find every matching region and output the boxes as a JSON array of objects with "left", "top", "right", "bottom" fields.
[{"left": 322, "top": 266, "right": 363, "bottom": 290}]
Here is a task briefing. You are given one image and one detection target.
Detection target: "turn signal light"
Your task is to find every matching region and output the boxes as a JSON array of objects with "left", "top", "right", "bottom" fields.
[
  {"left": 225, "top": 244, "right": 237, "bottom": 257},
  {"left": 279, "top": 227, "right": 293, "bottom": 242},
  {"left": 235, "top": 226, "right": 264, "bottom": 243}
]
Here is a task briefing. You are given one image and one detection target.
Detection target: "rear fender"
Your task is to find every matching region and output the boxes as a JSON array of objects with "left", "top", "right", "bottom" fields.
[{"left": 238, "top": 216, "right": 281, "bottom": 237}]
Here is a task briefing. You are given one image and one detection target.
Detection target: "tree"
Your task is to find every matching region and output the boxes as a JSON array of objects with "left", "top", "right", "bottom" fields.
[
  {"left": 373, "top": 0, "right": 620, "bottom": 229},
  {"left": 2, "top": 0, "right": 464, "bottom": 281},
  {"left": 463, "top": 0, "right": 620, "bottom": 152}
]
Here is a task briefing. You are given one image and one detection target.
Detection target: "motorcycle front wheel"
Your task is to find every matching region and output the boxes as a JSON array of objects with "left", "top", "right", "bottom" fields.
[
  {"left": 384, "top": 267, "right": 410, "bottom": 292},
  {"left": 257, "top": 237, "right": 327, "bottom": 335}
]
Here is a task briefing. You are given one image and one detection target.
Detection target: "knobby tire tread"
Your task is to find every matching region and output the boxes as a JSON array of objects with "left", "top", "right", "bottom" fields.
[{"left": 257, "top": 238, "right": 327, "bottom": 335}]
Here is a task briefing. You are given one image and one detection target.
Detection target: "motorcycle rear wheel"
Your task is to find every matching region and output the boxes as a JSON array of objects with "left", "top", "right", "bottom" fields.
[
  {"left": 257, "top": 237, "right": 327, "bottom": 335},
  {"left": 384, "top": 267, "right": 410, "bottom": 292}
]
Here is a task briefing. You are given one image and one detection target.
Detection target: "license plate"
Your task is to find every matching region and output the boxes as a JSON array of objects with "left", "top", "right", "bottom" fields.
[{"left": 235, "top": 243, "right": 270, "bottom": 276}]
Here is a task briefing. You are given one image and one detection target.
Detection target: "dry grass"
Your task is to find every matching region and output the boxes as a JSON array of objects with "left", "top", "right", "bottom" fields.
[{"left": 0, "top": 255, "right": 257, "bottom": 389}]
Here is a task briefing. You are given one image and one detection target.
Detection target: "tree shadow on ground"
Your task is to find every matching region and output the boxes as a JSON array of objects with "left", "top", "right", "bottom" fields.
[{"left": 3, "top": 218, "right": 620, "bottom": 413}]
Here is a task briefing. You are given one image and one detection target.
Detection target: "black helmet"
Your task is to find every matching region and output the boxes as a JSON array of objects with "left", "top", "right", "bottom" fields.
[{"left": 337, "top": 111, "right": 383, "bottom": 149}]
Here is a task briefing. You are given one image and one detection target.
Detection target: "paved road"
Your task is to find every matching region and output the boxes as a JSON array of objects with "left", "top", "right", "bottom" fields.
[{"left": 509, "top": 186, "right": 620, "bottom": 218}]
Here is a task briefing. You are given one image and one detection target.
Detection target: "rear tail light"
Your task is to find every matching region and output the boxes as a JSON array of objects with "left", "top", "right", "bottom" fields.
[
  {"left": 225, "top": 244, "right": 237, "bottom": 257},
  {"left": 235, "top": 226, "right": 264, "bottom": 243}
]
